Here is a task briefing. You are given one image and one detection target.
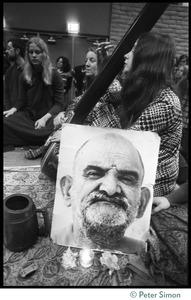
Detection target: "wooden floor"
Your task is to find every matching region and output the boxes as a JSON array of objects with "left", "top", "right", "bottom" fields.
[{"left": 3, "top": 148, "right": 41, "bottom": 168}]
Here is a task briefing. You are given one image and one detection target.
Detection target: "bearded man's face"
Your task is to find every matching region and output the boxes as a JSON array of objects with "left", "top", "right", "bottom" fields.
[{"left": 69, "top": 134, "right": 144, "bottom": 246}]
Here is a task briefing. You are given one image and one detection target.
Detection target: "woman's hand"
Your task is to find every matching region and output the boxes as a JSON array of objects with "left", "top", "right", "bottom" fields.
[
  {"left": 152, "top": 196, "right": 170, "bottom": 214},
  {"left": 35, "top": 117, "right": 47, "bottom": 129},
  {"left": 3, "top": 107, "right": 17, "bottom": 117},
  {"left": 93, "top": 41, "right": 114, "bottom": 68},
  {"left": 35, "top": 113, "right": 52, "bottom": 129},
  {"left": 53, "top": 112, "right": 66, "bottom": 129},
  {"left": 50, "top": 128, "right": 62, "bottom": 142},
  {"left": 93, "top": 41, "right": 114, "bottom": 53}
]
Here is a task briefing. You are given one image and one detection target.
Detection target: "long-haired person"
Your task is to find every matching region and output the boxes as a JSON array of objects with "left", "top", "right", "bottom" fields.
[
  {"left": 4, "top": 37, "right": 64, "bottom": 150},
  {"left": 176, "top": 64, "right": 189, "bottom": 101},
  {"left": 65, "top": 45, "right": 121, "bottom": 127},
  {"left": 119, "top": 32, "right": 182, "bottom": 197},
  {"left": 85, "top": 34, "right": 185, "bottom": 285},
  {"left": 56, "top": 56, "right": 72, "bottom": 110}
]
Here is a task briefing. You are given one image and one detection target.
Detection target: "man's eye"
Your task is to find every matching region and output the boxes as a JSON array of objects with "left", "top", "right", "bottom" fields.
[
  {"left": 85, "top": 171, "right": 102, "bottom": 180},
  {"left": 119, "top": 176, "right": 136, "bottom": 185}
]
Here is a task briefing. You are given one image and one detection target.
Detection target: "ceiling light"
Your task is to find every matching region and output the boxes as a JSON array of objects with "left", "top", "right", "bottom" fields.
[{"left": 3, "top": 17, "right": 6, "bottom": 28}]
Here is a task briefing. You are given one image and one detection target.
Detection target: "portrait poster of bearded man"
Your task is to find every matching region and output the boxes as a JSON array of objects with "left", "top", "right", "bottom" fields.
[{"left": 51, "top": 124, "right": 160, "bottom": 255}]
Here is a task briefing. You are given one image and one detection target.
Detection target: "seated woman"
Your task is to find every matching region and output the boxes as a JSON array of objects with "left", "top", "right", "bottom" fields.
[
  {"left": 71, "top": 64, "right": 85, "bottom": 97},
  {"left": 3, "top": 37, "right": 64, "bottom": 150},
  {"left": 91, "top": 34, "right": 186, "bottom": 285},
  {"left": 56, "top": 56, "right": 72, "bottom": 110},
  {"left": 118, "top": 33, "right": 182, "bottom": 197}
]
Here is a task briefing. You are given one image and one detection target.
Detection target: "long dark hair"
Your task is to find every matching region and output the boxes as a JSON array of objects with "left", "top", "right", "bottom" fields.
[
  {"left": 120, "top": 32, "right": 177, "bottom": 128},
  {"left": 176, "top": 64, "right": 189, "bottom": 101},
  {"left": 56, "top": 56, "right": 71, "bottom": 73}
]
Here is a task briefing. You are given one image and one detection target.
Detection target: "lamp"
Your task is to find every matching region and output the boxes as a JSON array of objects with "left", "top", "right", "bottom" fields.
[
  {"left": 47, "top": 36, "right": 56, "bottom": 44},
  {"left": 20, "top": 34, "right": 29, "bottom": 41}
]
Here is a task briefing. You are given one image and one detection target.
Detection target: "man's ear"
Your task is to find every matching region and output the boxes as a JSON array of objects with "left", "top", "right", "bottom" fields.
[
  {"left": 136, "top": 186, "right": 151, "bottom": 219},
  {"left": 60, "top": 175, "right": 73, "bottom": 207},
  {"left": 15, "top": 48, "right": 20, "bottom": 56}
]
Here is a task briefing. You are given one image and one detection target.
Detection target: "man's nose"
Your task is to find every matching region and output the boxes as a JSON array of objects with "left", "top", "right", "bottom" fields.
[{"left": 99, "top": 172, "right": 121, "bottom": 196}]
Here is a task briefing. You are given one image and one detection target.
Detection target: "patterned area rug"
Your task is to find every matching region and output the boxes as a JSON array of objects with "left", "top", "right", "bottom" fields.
[
  {"left": 3, "top": 166, "right": 56, "bottom": 226},
  {"left": 3, "top": 167, "right": 188, "bottom": 286},
  {"left": 3, "top": 166, "right": 163, "bottom": 286}
]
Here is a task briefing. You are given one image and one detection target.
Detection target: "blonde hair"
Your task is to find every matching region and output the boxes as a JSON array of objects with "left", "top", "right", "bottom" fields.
[{"left": 23, "top": 37, "right": 53, "bottom": 85}]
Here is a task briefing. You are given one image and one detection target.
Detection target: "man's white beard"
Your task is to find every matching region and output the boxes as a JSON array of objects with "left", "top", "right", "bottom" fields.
[{"left": 81, "top": 201, "right": 137, "bottom": 248}]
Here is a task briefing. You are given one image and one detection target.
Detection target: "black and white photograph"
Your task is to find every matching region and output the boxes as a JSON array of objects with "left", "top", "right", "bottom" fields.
[
  {"left": 3, "top": 2, "right": 188, "bottom": 290},
  {"left": 51, "top": 124, "right": 160, "bottom": 254}
]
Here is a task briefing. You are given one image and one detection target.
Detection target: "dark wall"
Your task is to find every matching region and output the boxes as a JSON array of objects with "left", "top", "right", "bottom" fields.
[
  {"left": 4, "top": 3, "right": 188, "bottom": 70},
  {"left": 4, "top": 30, "right": 96, "bottom": 70},
  {"left": 3, "top": 2, "right": 111, "bottom": 36},
  {"left": 3, "top": 3, "right": 112, "bottom": 71}
]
